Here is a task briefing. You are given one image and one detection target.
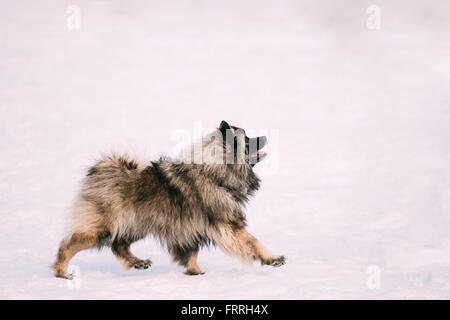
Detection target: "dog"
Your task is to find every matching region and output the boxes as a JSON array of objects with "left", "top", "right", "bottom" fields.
[{"left": 51, "top": 120, "right": 285, "bottom": 278}]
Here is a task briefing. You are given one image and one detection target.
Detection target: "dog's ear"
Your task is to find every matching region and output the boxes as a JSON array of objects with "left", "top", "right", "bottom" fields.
[{"left": 219, "top": 120, "right": 230, "bottom": 134}]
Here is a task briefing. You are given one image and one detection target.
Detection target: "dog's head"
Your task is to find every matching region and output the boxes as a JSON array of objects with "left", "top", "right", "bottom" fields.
[{"left": 218, "top": 120, "right": 267, "bottom": 166}]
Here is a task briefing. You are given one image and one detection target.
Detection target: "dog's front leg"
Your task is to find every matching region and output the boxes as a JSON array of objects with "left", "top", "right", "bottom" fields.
[{"left": 216, "top": 227, "right": 286, "bottom": 267}]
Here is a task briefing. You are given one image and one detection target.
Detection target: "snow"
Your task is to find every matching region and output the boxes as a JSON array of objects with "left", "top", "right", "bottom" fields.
[{"left": 1, "top": 0, "right": 450, "bottom": 299}]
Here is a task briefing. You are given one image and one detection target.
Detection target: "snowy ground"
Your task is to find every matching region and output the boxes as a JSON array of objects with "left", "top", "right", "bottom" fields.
[{"left": 1, "top": 0, "right": 450, "bottom": 299}]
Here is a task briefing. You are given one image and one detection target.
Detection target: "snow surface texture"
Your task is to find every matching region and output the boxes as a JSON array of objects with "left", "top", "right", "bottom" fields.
[{"left": 1, "top": 0, "right": 450, "bottom": 299}]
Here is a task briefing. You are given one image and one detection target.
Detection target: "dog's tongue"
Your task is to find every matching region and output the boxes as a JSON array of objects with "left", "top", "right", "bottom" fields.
[
  {"left": 251, "top": 150, "right": 266, "bottom": 159},
  {"left": 253, "top": 151, "right": 266, "bottom": 158}
]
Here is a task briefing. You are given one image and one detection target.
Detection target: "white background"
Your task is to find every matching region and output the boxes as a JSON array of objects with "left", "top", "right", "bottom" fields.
[{"left": 1, "top": 0, "right": 450, "bottom": 299}]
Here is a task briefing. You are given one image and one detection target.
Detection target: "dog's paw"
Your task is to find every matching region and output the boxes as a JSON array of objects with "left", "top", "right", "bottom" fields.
[
  {"left": 133, "top": 259, "right": 152, "bottom": 270},
  {"left": 54, "top": 271, "right": 74, "bottom": 280},
  {"left": 184, "top": 269, "right": 205, "bottom": 276},
  {"left": 264, "top": 255, "right": 286, "bottom": 268},
  {"left": 271, "top": 255, "right": 286, "bottom": 267}
]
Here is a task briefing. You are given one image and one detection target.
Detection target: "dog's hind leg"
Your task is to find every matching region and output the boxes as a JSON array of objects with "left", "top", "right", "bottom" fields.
[
  {"left": 216, "top": 227, "right": 286, "bottom": 267},
  {"left": 111, "top": 239, "right": 152, "bottom": 270},
  {"left": 51, "top": 231, "right": 102, "bottom": 279},
  {"left": 169, "top": 246, "right": 204, "bottom": 275}
]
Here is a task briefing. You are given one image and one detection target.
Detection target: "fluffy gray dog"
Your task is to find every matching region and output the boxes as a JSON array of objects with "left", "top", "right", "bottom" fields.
[{"left": 52, "top": 121, "right": 285, "bottom": 279}]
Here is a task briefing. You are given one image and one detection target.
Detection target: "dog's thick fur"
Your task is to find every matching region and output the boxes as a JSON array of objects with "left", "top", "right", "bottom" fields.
[{"left": 52, "top": 121, "right": 285, "bottom": 279}]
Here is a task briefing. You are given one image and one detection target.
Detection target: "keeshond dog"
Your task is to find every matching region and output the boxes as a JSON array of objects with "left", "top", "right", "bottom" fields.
[{"left": 52, "top": 120, "right": 285, "bottom": 279}]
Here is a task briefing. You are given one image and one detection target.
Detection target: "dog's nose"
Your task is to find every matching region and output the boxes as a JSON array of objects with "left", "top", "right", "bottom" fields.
[{"left": 257, "top": 136, "right": 267, "bottom": 149}]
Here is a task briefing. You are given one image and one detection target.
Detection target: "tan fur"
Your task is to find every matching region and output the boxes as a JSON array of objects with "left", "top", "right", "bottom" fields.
[
  {"left": 69, "top": 201, "right": 104, "bottom": 235},
  {"left": 184, "top": 251, "right": 203, "bottom": 275},
  {"left": 215, "top": 227, "right": 274, "bottom": 264},
  {"left": 51, "top": 231, "right": 101, "bottom": 279}
]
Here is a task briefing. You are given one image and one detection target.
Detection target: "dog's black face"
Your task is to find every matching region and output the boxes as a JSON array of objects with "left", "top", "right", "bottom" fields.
[{"left": 219, "top": 120, "right": 267, "bottom": 166}]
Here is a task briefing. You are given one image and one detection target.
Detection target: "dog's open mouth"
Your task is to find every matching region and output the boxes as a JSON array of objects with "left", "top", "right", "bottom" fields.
[
  {"left": 250, "top": 150, "right": 267, "bottom": 162},
  {"left": 247, "top": 136, "right": 267, "bottom": 165}
]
